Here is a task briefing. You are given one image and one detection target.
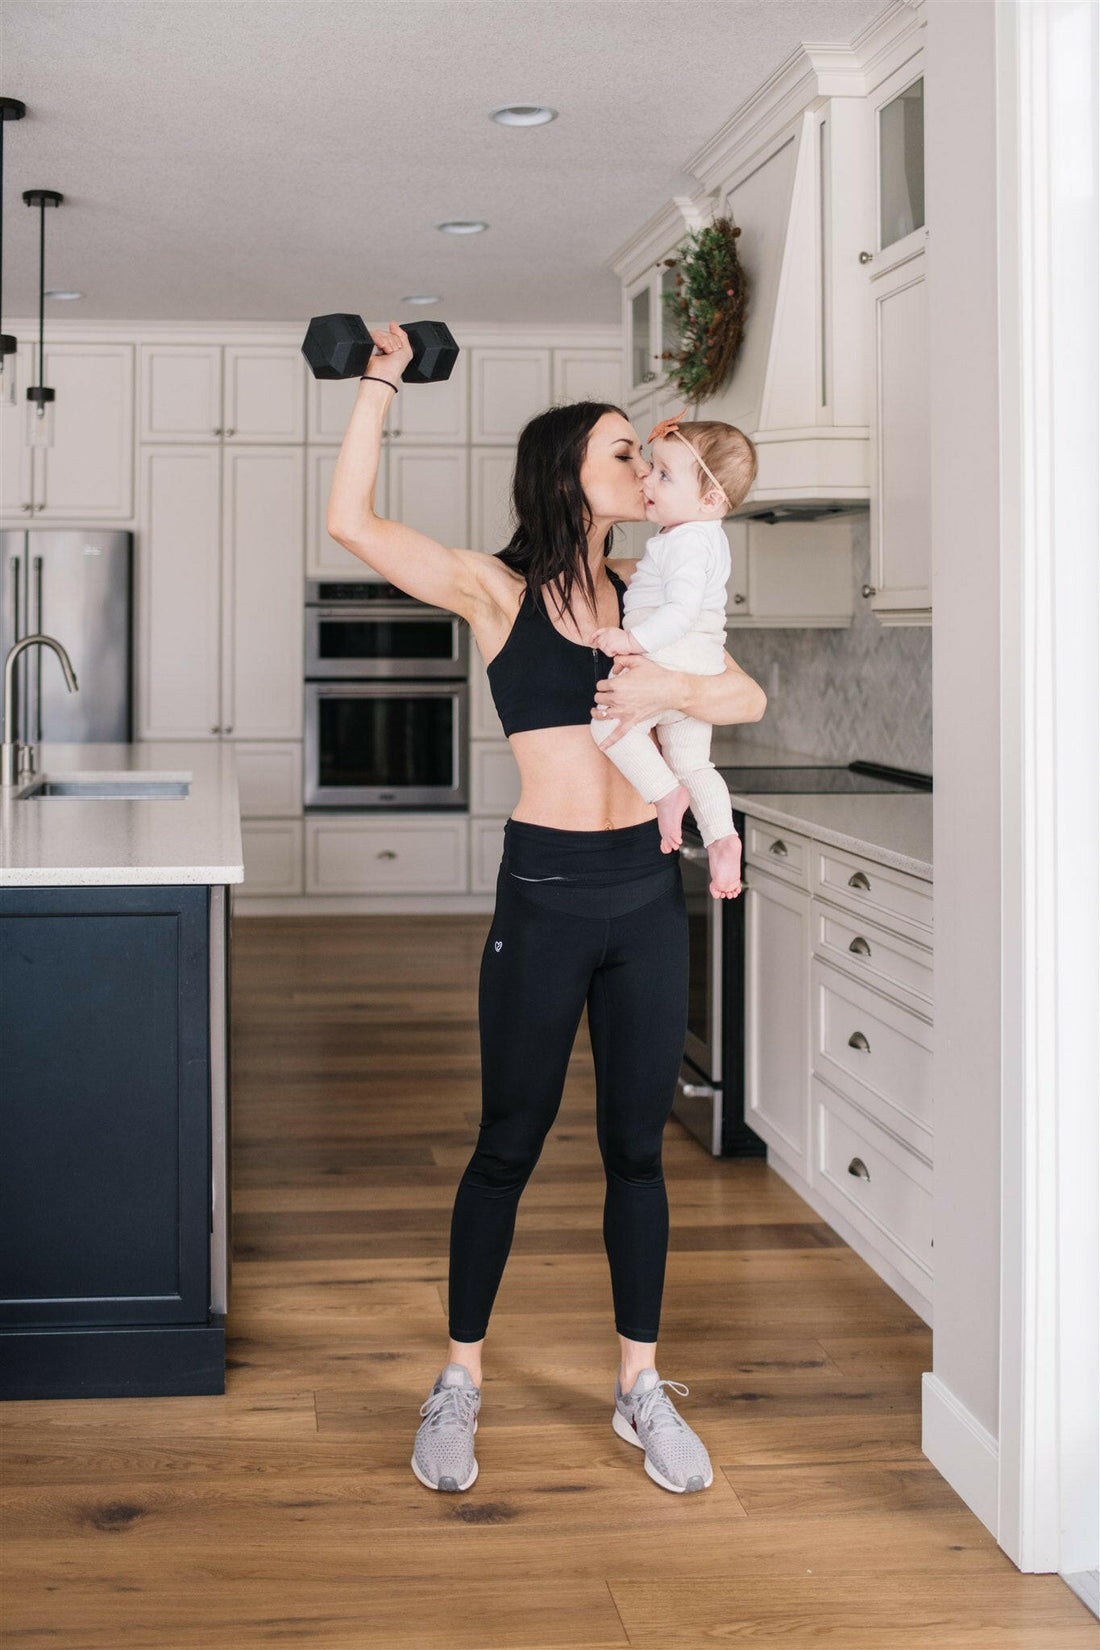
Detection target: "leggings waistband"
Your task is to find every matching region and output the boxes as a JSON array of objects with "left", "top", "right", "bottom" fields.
[{"left": 502, "top": 815, "right": 673, "bottom": 887}]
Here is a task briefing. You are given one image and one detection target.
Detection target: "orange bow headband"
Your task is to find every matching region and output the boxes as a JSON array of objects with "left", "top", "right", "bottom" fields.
[{"left": 646, "top": 407, "right": 729, "bottom": 508}]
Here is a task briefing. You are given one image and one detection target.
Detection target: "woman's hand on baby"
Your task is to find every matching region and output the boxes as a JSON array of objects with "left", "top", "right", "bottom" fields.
[
  {"left": 590, "top": 626, "right": 643, "bottom": 657},
  {"left": 592, "top": 654, "right": 684, "bottom": 746}
]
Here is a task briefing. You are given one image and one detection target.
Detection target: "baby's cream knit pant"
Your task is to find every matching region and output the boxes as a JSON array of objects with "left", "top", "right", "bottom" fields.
[{"left": 590, "top": 609, "right": 736, "bottom": 848}]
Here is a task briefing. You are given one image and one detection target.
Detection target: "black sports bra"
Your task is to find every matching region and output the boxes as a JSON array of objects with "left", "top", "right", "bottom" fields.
[{"left": 486, "top": 566, "right": 627, "bottom": 737}]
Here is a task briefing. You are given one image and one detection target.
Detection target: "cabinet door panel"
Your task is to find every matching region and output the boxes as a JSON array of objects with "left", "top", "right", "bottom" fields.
[
  {"left": 390, "top": 351, "right": 468, "bottom": 444},
  {"left": 240, "top": 820, "right": 304, "bottom": 894},
  {"left": 140, "top": 345, "right": 222, "bottom": 441},
  {"left": 307, "top": 445, "right": 389, "bottom": 579},
  {"left": 552, "top": 349, "right": 622, "bottom": 405},
  {"left": 138, "top": 446, "right": 222, "bottom": 737},
  {"left": 471, "top": 740, "right": 521, "bottom": 816},
  {"left": 224, "top": 347, "right": 305, "bottom": 442},
  {"left": 234, "top": 741, "right": 303, "bottom": 816},
  {"left": 745, "top": 869, "right": 811, "bottom": 1169},
  {"left": 222, "top": 447, "right": 304, "bottom": 738},
  {"left": 470, "top": 448, "right": 515, "bottom": 555},
  {"left": 387, "top": 446, "right": 468, "bottom": 548},
  {"left": 471, "top": 350, "right": 551, "bottom": 443},
  {"left": 870, "top": 254, "right": 930, "bottom": 618},
  {"left": 35, "top": 345, "right": 135, "bottom": 519}
]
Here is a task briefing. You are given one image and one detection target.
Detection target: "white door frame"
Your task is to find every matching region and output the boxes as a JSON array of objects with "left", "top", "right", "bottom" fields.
[{"left": 995, "top": 0, "right": 1099, "bottom": 1599}]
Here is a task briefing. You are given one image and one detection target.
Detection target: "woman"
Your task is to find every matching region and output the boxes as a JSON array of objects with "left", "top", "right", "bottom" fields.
[{"left": 327, "top": 323, "right": 767, "bottom": 1497}]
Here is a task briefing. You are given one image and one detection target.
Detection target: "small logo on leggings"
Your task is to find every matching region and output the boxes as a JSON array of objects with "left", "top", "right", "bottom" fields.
[{"left": 493, "top": 939, "right": 503, "bottom": 952}]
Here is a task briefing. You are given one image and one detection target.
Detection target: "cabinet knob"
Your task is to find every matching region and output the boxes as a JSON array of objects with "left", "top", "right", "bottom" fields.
[
  {"left": 21, "top": 502, "right": 32, "bottom": 512},
  {"left": 859, "top": 251, "right": 874, "bottom": 265},
  {"left": 768, "top": 839, "right": 788, "bottom": 857},
  {"left": 642, "top": 370, "right": 656, "bottom": 383},
  {"left": 211, "top": 725, "right": 221, "bottom": 734},
  {"left": 225, "top": 428, "right": 236, "bottom": 437},
  {"left": 847, "top": 1156, "right": 871, "bottom": 1180},
  {"left": 847, "top": 1030, "right": 871, "bottom": 1053},
  {"left": 376, "top": 849, "right": 398, "bottom": 860},
  {"left": 848, "top": 935, "right": 872, "bottom": 956},
  {"left": 213, "top": 428, "right": 223, "bottom": 437},
  {"left": 861, "top": 584, "right": 877, "bottom": 598},
  {"left": 732, "top": 592, "right": 746, "bottom": 605},
  {"left": 224, "top": 724, "right": 233, "bottom": 733},
  {"left": 848, "top": 870, "right": 871, "bottom": 891}
]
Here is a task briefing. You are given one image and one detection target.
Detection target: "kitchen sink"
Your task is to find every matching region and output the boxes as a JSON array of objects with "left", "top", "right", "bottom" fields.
[{"left": 19, "top": 775, "right": 191, "bottom": 799}]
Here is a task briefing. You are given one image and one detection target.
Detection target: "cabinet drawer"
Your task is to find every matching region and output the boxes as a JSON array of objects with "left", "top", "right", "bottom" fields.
[
  {"left": 813, "top": 1078, "right": 932, "bottom": 1293},
  {"left": 471, "top": 741, "right": 521, "bottom": 816},
  {"left": 305, "top": 816, "right": 469, "bottom": 894},
  {"left": 812, "top": 898, "right": 932, "bottom": 1011},
  {"left": 471, "top": 819, "right": 506, "bottom": 893},
  {"left": 811, "top": 958, "right": 932, "bottom": 1149},
  {"left": 744, "top": 817, "right": 811, "bottom": 889},
  {"left": 813, "top": 843, "right": 932, "bottom": 942},
  {"left": 241, "top": 820, "right": 303, "bottom": 895},
  {"left": 234, "top": 742, "right": 302, "bottom": 817}
]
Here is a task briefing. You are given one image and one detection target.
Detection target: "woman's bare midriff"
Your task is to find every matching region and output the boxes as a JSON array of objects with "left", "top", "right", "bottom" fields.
[{"left": 507, "top": 725, "right": 658, "bottom": 832}]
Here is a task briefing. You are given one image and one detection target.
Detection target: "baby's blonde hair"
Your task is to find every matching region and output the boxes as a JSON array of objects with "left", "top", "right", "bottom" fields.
[{"left": 674, "top": 421, "right": 758, "bottom": 511}]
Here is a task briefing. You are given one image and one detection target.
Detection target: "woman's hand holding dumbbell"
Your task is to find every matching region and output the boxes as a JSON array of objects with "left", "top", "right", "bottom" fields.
[{"left": 364, "top": 321, "right": 414, "bottom": 388}]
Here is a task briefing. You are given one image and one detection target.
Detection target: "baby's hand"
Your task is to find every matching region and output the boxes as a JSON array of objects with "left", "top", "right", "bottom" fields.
[{"left": 591, "top": 626, "right": 644, "bottom": 657}]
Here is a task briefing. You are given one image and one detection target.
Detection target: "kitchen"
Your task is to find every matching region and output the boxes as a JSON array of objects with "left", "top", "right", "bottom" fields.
[{"left": 1, "top": 1, "right": 1096, "bottom": 1644}]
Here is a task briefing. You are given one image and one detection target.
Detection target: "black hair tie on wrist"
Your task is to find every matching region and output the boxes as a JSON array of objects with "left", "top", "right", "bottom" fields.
[{"left": 359, "top": 375, "right": 398, "bottom": 394}]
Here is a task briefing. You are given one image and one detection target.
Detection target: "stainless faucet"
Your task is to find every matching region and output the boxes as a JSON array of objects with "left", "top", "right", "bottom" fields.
[{"left": 1, "top": 633, "right": 79, "bottom": 787}]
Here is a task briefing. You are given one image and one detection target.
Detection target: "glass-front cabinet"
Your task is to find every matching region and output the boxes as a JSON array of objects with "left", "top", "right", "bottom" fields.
[
  {"left": 874, "top": 65, "right": 925, "bottom": 267},
  {"left": 624, "top": 251, "right": 685, "bottom": 404}
]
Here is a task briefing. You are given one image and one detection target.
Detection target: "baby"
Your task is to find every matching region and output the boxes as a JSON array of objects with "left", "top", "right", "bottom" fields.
[{"left": 590, "top": 409, "right": 758, "bottom": 900}]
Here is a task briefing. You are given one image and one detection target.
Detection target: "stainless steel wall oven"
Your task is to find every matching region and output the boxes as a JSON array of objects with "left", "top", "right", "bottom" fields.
[{"left": 304, "top": 580, "right": 469, "bottom": 809}]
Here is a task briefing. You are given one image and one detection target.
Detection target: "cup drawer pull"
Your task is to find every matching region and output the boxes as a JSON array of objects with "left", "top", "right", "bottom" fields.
[
  {"left": 847, "top": 1156, "right": 871, "bottom": 1181},
  {"left": 848, "top": 870, "right": 871, "bottom": 890},
  {"left": 376, "top": 849, "right": 398, "bottom": 860},
  {"left": 848, "top": 935, "right": 872, "bottom": 956},
  {"left": 847, "top": 1030, "right": 871, "bottom": 1053},
  {"left": 768, "top": 839, "right": 789, "bottom": 857}
]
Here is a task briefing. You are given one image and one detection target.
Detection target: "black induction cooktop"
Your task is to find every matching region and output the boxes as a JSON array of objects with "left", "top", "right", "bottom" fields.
[{"left": 716, "top": 760, "right": 932, "bottom": 795}]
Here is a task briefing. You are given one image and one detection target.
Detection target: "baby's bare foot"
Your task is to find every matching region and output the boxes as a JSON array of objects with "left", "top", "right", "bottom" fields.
[
  {"left": 655, "top": 783, "right": 691, "bottom": 852},
  {"left": 707, "top": 831, "right": 743, "bottom": 898}
]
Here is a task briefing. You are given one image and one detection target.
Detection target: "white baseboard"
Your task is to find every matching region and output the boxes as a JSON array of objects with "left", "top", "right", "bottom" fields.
[
  {"left": 1061, "top": 1571, "right": 1099, "bottom": 1621},
  {"left": 921, "top": 1370, "right": 1000, "bottom": 1536}
]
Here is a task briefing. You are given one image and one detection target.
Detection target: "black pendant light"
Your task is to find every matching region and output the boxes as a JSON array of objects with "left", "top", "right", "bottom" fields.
[
  {"left": 0, "top": 96, "right": 27, "bottom": 407},
  {"left": 23, "top": 186, "right": 63, "bottom": 447}
]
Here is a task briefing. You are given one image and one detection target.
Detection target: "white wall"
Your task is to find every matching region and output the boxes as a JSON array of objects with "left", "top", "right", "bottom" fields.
[{"left": 926, "top": 0, "right": 1002, "bottom": 1446}]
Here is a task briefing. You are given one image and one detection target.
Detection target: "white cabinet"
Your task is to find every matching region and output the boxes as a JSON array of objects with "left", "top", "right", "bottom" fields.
[
  {"left": 139, "top": 343, "right": 306, "bottom": 442},
  {"left": 470, "top": 647, "right": 506, "bottom": 740},
  {"left": 471, "top": 819, "right": 507, "bottom": 894},
  {"left": 307, "top": 349, "right": 468, "bottom": 445},
  {"left": 1, "top": 342, "right": 134, "bottom": 521},
  {"left": 744, "top": 865, "right": 812, "bottom": 1173},
  {"left": 306, "top": 443, "right": 389, "bottom": 578},
  {"left": 725, "top": 516, "right": 853, "bottom": 628},
  {"left": 240, "top": 820, "right": 304, "bottom": 896},
  {"left": 305, "top": 815, "right": 469, "bottom": 895},
  {"left": 471, "top": 349, "right": 552, "bottom": 443},
  {"left": 867, "top": 250, "right": 930, "bottom": 624},
  {"left": 623, "top": 258, "right": 681, "bottom": 406},
  {"left": 137, "top": 444, "right": 303, "bottom": 739},
  {"left": 552, "top": 348, "right": 623, "bottom": 406},
  {"left": 387, "top": 445, "right": 469, "bottom": 548},
  {"left": 472, "top": 740, "right": 521, "bottom": 816},
  {"left": 235, "top": 741, "right": 303, "bottom": 816},
  {"left": 470, "top": 448, "right": 516, "bottom": 556}
]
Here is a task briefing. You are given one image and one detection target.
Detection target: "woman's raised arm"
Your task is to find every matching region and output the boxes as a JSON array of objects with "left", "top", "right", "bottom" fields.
[
  {"left": 592, "top": 648, "right": 767, "bottom": 746},
  {"left": 325, "top": 323, "right": 482, "bottom": 621}
]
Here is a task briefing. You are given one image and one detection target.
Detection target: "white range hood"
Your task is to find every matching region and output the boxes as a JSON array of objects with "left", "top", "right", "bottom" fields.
[{"left": 616, "top": 39, "right": 886, "bottom": 517}]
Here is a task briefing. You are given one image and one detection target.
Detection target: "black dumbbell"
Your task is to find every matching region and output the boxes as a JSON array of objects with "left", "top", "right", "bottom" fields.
[{"left": 301, "top": 314, "right": 458, "bottom": 385}]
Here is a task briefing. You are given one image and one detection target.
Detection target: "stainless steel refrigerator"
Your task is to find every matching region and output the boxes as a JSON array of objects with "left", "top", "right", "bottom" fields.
[{"left": 0, "top": 529, "right": 132, "bottom": 743}]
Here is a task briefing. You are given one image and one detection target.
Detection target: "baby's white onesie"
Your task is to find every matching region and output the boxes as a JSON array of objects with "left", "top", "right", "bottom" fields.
[{"left": 591, "top": 519, "right": 736, "bottom": 846}]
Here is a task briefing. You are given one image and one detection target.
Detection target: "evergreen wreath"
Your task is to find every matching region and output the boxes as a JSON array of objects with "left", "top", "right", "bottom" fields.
[{"left": 660, "top": 215, "right": 749, "bottom": 402}]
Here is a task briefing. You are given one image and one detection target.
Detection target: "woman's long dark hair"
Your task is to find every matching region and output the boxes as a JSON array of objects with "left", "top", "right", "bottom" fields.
[{"left": 496, "top": 401, "right": 627, "bottom": 625}]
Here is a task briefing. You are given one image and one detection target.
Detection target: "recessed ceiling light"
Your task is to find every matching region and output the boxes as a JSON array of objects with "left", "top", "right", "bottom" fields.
[
  {"left": 436, "top": 220, "right": 489, "bottom": 235},
  {"left": 45, "top": 290, "right": 83, "bottom": 300},
  {"left": 401, "top": 294, "right": 440, "bottom": 305},
  {"left": 489, "top": 104, "right": 558, "bottom": 127}
]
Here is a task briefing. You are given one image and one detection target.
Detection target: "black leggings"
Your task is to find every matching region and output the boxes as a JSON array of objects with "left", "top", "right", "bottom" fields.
[{"left": 448, "top": 816, "right": 689, "bottom": 1343}]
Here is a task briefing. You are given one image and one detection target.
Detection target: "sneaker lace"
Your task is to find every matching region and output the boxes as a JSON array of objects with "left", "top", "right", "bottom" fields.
[
  {"left": 635, "top": 1378, "right": 691, "bottom": 1439},
  {"left": 419, "top": 1384, "right": 477, "bottom": 1431}
]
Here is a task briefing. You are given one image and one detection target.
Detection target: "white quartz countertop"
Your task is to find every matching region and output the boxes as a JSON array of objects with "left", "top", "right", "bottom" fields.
[
  {"left": 0, "top": 742, "right": 244, "bottom": 887},
  {"left": 706, "top": 736, "right": 933, "bottom": 880}
]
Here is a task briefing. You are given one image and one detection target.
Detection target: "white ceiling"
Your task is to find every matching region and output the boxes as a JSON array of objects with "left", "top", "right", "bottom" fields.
[{"left": 3, "top": 0, "right": 883, "bottom": 327}]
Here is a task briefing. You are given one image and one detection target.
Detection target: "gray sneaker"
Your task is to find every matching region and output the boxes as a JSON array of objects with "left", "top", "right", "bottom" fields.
[
  {"left": 612, "top": 1367, "right": 713, "bottom": 1493},
  {"left": 411, "top": 1362, "right": 481, "bottom": 1491}
]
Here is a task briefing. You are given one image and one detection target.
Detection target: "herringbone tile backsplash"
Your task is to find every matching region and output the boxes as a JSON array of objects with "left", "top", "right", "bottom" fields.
[{"left": 720, "top": 512, "right": 933, "bottom": 774}]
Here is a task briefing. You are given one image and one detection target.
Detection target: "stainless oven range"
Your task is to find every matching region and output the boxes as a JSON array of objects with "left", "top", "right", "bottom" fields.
[
  {"left": 304, "top": 579, "right": 469, "bottom": 810},
  {"left": 675, "top": 760, "right": 933, "bottom": 1157}
]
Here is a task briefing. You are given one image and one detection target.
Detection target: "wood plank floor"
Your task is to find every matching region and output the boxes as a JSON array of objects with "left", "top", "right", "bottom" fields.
[{"left": 3, "top": 913, "right": 1095, "bottom": 1649}]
